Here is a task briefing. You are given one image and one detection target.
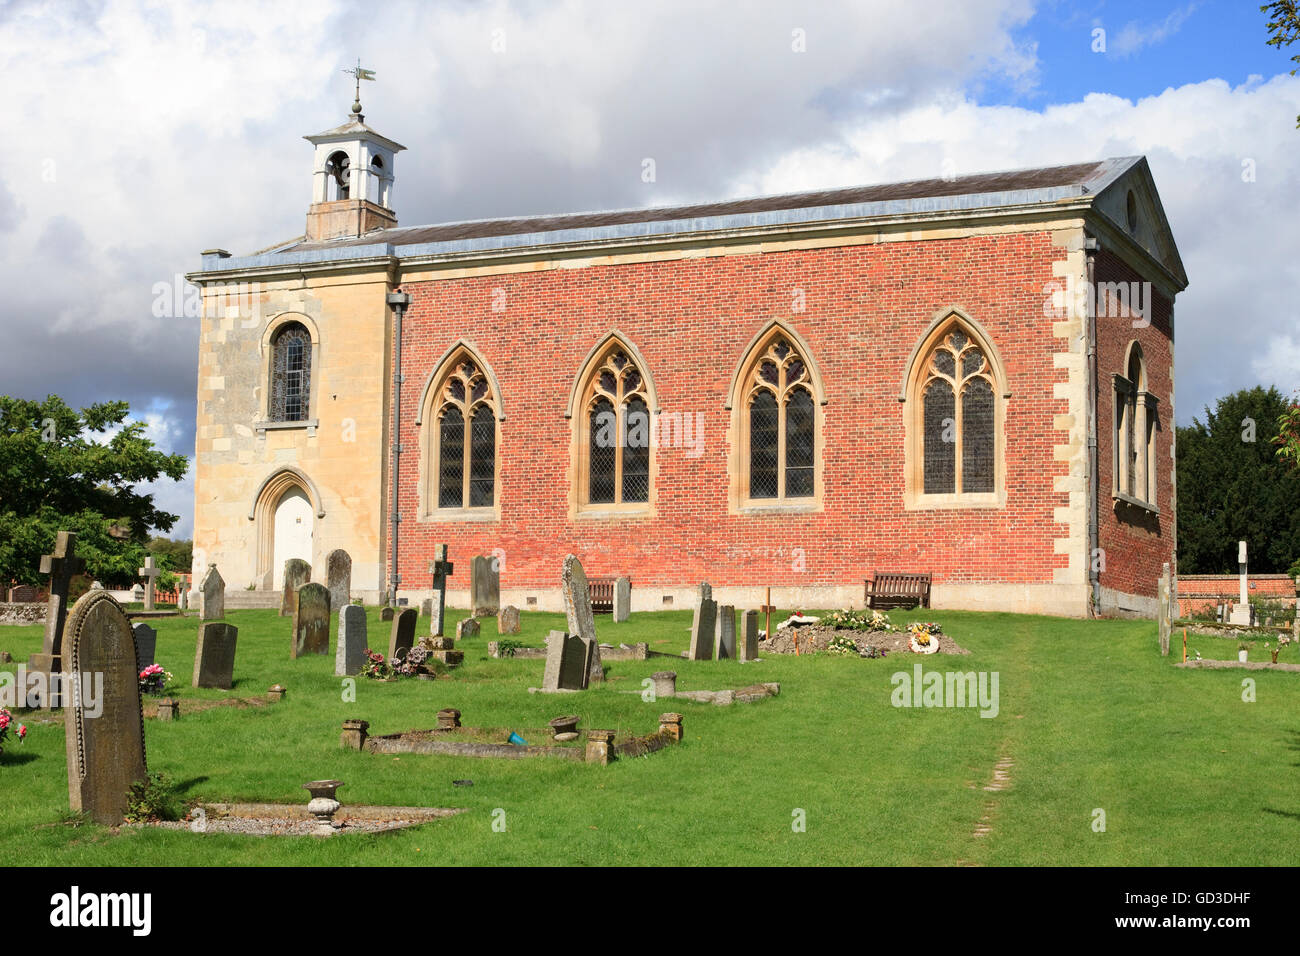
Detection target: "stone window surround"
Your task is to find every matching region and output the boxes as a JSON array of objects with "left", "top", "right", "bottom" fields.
[{"left": 1112, "top": 343, "right": 1159, "bottom": 514}]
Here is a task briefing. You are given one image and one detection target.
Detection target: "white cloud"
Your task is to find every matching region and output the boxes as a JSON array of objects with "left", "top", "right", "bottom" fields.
[{"left": 1108, "top": 3, "right": 1199, "bottom": 59}]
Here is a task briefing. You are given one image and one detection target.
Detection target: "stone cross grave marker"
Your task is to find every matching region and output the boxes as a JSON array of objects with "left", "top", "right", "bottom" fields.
[
  {"left": 428, "top": 545, "right": 454, "bottom": 636},
  {"left": 613, "top": 576, "right": 631, "bottom": 622},
  {"left": 740, "top": 609, "right": 759, "bottom": 662},
  {"left": 471, "top": 555, "right": 500, "bottom": 617},
  {"left": 199, "top": 564, "right": 225, "bottom": 621},
  {"left": 561, "top": 555, "right": 603, "bottom": 683},
  {"left": 688, "top": 583, "right": 717, "bottom": 661},
  {"left": 292, "top": 582, "right": 331, "bottom": 658},
  {"left": 193, "top": 621, "right": 239, "bottom": 689},
  {"left": 326, "top": 549, "right": 352, "bottom": 612},
  {"left": 1229, "top": 540, "right": 1254, "bottom": 625},
  {"left": 542, "top": 629, "right": 593, "bottom": 691},
  {"left": 336, "top": 604, "right": 367, "bottom": 676},
  {"left": 280, "top": 558, "right": 312, "bottom": 617},
  {"left": 132, "top": 622, "right": 157, "bottom": 669},
  {"left": 30, "top": 531, "right": 87, "bottom": 682},
  {"left": 63, "top": 590, "right": 147, "bottom": 825},
  {"left": 137, "top": 555, "right": 161, "bottom": 611},
  {"left": 716, "top": 605, "right": 736, "bottom": 660},
  {"left": 388, "top": 607, "right": 418, "bottom": 662}
]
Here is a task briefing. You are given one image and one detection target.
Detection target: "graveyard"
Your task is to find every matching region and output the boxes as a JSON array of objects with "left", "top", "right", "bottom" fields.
[{"left": 2, "top": 573, "right": 1298, "bottom": 866}]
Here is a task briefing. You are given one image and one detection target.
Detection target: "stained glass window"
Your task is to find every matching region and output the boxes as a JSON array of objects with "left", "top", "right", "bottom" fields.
[
  {"left": 580, "top": 345, "right": 652, "bottom": 507},
  {"left": 438, "top": 406, "right": 465, "bottom": 508},
  {"left": 915, "top": 321, "right": 999, "bottom": 497},
  {"left": 589, "top": 397, "right": 617, "bottom": 504},
  {"left": 430, "top": 352, "right": 497, "bottom": 510},
  {"left": 743, "top": 335, "right": 818, "bottom": 501},
  {"left": 270, "top": 323, "right": 311, "bottom": 422},
  {"left": 785, "top": 388, "right": 814, "bottom": 497},
  {"left": 923, "top": 379, "right": 955, "bottom": 494},
  {"left": 469, "top": 405, "right": 495, "bottom": 507},
  {"left": 623, "top": 397, "right": 650, "bottom": 503},
  {"left": 962, "top": 378, "right": 994, "bottom": 493},
  {"left": 749, "top": 391, "right": 779, "bottom": 498}
]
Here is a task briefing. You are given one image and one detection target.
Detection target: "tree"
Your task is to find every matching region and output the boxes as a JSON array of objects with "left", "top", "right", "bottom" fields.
[
  {"left": 1273, "top": 389, "right": 1300, "bottom": 471},
  {"left": 0, "top": 395, "right": 189, "bottom": 587},
  {"left": 1176, "top": 386, "right": 1300, "bottom": 574},
  {"left": 1262, "top": 1, "right": 1300, "bottom": 126}
]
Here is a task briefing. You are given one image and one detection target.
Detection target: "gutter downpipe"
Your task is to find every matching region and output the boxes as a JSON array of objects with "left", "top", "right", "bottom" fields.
[
  {"left": 385, "top": 290, "right": 411, "bottom": 607},
  {"left": 1084, "top": 237, "right": 1101, "bottom": 617}
]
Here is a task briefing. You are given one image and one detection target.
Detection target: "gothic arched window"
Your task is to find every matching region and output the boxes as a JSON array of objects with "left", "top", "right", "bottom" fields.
[
  {"left": 904, "top": 314, "right": 1006, "bottom": 507},
  {"left": 740, "top": 335, "right": 818, "bottom": 502},
  {"left": 269, "top": 322, "right": 312, "bottom": 422},
  {"left": 431, "top": 357, "right": 498, "bottom": 510},
  {"left": 579, "top": 348, "right": 651, "bottom": 507}
]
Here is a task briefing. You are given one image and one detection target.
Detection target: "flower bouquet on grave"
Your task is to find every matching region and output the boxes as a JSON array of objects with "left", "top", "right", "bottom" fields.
[
  {"left": 827, "top": 635, "right": 859, "bottom": 656},
  {"left": 138, "top": 664, "right": 172, "bottom": 697},
  {"left": 908, "top": 622, "right": 941, "bottom": 654},
  {"left": 395, "top": 645, "right": 430, "bottom": 678},
  {"left": 0, "top": 707, "right": 27, "bottom": 757},
  {"left": 360, "top": 649, "right": 395, "bottom": 680},
  {"left": 1268, "top": 635, "right": 1291, "bottom": 664}
]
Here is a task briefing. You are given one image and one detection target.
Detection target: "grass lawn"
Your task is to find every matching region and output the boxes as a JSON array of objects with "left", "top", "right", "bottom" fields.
[{"left": 0, "top": 605, "right": 1296, "bottom": 866}]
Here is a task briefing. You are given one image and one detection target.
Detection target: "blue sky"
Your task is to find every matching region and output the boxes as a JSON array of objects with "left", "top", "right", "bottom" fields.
[{"left": 1, "top": 0, "right": 1297, "bottom": 540}]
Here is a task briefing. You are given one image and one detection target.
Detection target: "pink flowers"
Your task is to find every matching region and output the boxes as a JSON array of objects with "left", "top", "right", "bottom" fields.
[
  {"left": 0, "top": 707, "right": 26, "bottom": 745},
  {"left": 138, "top": 664, "right": 172, "bottom": 696}
]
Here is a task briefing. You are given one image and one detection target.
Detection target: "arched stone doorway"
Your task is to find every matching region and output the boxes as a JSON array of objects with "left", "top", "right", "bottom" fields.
[{"left": 250, "top": 467, "right": 326, "bottom": 590}]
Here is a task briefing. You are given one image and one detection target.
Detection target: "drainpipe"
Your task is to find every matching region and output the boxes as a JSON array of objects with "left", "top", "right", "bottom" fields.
[
  {"left": 385, "top": 290, "right": 411, "bottom": 607},
  {"left": 1084, "top": 237, "right": 1101, "bottom": 616}
]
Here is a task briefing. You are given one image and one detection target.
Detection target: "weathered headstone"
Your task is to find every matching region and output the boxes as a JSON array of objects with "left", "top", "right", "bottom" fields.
[
  {"left": 388, "top": 607, "right": 418, "bottom": 662},
  {"left": 1157, "top": 564, "right": 1171, "bottom": 656},
  {"left": 336, "top": 604, "right": 367, "bottom": 677},
  {"left": 292, "top": 582, "right": 331, "bottom": 658},
  {"left": 137, "top": 555, "right": 161, "bottom": 611},
  {"left": 132, "top": 622, "right": 157, "bottom": 669},
  {"left": 561, "top": 555, "right": 602, "bottom": 683},
  {"left": 421, "top": 598, "right": 433, "bottom": 618},
  {"left": 29, "top": 531, "right": 87, "bottom": 684},
  {"left": 199, "top": 564, "right": 225, "bottom": 621},
  {"left": 326, "top": 549, "right": 352, "bottom": 611},
  {"left": 613, "top": 576, "right": 631, "bottom": 622},
  {"left": 457, "top": 617, "right": 481, "bottom": 639},
  {"left": 688, "top": 593, "right": 717, "bottom": 661},
  {"left": 541, "top": 629, "right": 592, "bottom": 692},
  {"left": 9, "top": 584, "right": 39, "bottom": 602},
  {"left": 471, "top": 555, "right": 500, "bottom": 617},
  {"left": 699, "top": 581, "right": 713, "bottom": 602},
  {"left": 716, "top": 605, "right": 736, "bottom": 660},
  {"left": 62, "top": 590, "right": 147, "bottom": 826},
  {"left": 193, "top": 621, "right": 239, "bottom": 689},
  {"left": 497, "top": 604, "right": 521, "bottom": 634},
  {"left": 131, "top": 583, "right": 145, "bottom": 604},
  {"left": 381, "top": 606, "right": 395, "bottom": 622},
  {"left": 739, "top": 609, "right": 759, "bottom": 662},
  {"left": 428, "top": 544, "right": 454, "bottom": 636},
  {"left": 280, "top": 558, "right": 312, "bottom": 617},
  {"left": 177, "top": 587, "right": 189, "bottom": 611}
]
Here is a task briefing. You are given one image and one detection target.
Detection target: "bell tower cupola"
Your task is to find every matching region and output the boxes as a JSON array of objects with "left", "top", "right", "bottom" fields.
[{"left": 303, "top": 64, "right": 406, "bottom": 242}]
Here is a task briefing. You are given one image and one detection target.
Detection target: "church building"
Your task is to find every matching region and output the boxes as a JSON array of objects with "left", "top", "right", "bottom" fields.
[{"left": 187, "top": 97, "right": 1186, "bottom": 617}]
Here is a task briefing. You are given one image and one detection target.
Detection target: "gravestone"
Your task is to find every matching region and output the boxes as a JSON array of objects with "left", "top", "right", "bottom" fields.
[
  {"left": 280, "top": 558, "right": 312, "bottom": 617},
  {"left": 561, "top": 554, "right": 603, "bottom": 683},
  {"left": 497, "top": 604, "right": 521, "bottom": 634},
  {"left": 381, "top": 606, "right": 395, "bottom": 622},
  {"left": 292, "top": 582, "right": 331, "bottom": 658},
  {"left": 137, "top": 556, "right": 161, "bottom": 611},
  {"left": 541, "top": 629, "right": 593, "bottom": 692},
  {"left": 193, "top": 621, "right": 239, "bottom": 689},
  {"left": 739, "top": 610, "right": 759, "bottom": 662},
  {"left": 1157, "top": 565, "right": 1171, "bottom": 656},
  {"left": 62, "top": 590, "right": 148, "bottom": 826},
  {"left": 336, "top": 604, "right": 367, "bottom": 677},
  {"left": 131, "top": 583, "right": 145, "bottom": 604},
  {"left": 388, "top": 607, "right": 418, "bottom": 662},
  {"left": 177, "top": 588, "right": 189, "bottom": 611},
  {"left": 716, "top": 605, "right": 737, "bottom": 660},
  {"left": 613, "top": 576, "right": 631, "bottom": 622},
  {"left": 1229, "top": 541, "right": 1254, "bottom": 626},
  {"left": 421, "top": 598, "right": 433, "bottom": 618},
  {"left": 132, "top": 623, "right": 157, "bottom": 669},
  {"left": 699, "top": 581, "right": 713, "bottom": 602},
  {"left": 326, "top": 549, "right": 352, "bottom": 611},
  {"left": 428, "top": 545, "right": 454, "bottom": 636},
  {"left": 471, "top": 555, "right": 500, "bottom": 617},
  {"left": 9, "top": 585, "right": 39, "bottom": 603},
  {"left": 688, "top": 592, "right": 717, "bottom": 661},
  {"left": 29, "top": 531, "right": 87, "bottom": 686},
  {"left": 457, "top": 617, "right": 481, "bottom": 640},
  {"left": 199, "top": 564, "right": 225, "bottom": 621}
]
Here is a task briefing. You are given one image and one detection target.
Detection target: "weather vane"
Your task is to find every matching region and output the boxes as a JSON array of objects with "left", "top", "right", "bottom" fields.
[{"left": 341, "top": 58, "right": 376, "bottom": 116}]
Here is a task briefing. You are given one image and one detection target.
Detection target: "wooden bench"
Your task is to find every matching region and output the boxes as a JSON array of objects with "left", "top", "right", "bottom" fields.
[
  {"left": 589, "top": 577, "right": 616, "bottom": 615},
  {"left": 863, "top": 572, "right": 932, "bottom": 610}
]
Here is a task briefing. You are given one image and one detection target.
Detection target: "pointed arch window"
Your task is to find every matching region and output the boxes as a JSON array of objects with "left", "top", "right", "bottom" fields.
[
  {"left": 579, "top": 348, "right": 651, "bottom": 507},
  {"left": 904, "top": 315, "right": 1006, "bottom": 508},
  {"left": 269, "top": 322, "right": 312, "bottom": 422},
  {"left": 739, "top": 335, "right": 819, "bottom": 503},
  {"left": 429, "top": 357, "right": 498, "bottom": 511}
]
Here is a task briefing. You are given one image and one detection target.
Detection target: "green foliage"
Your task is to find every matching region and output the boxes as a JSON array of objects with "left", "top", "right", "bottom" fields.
[
  {"left": 123, "top": 772, "right": 185, "bottom": 824},
  {"left": 1261, "top": 1, "right": 1300, "bottom": 126},
  {"left": 495, "top": 638, "right": 525, "bottom": 658},
  {"left": 821, "top": 608, "right": 896, "bottom": 632},
  {"left": 1273, "top": 390, "right": 1300, "bottom": 470},
  {"left": 0, "top": 395, "right": 188, "bottom": 586},
  {"left": 1176, "top": 386, "right": 1300, "bottom": 573}
]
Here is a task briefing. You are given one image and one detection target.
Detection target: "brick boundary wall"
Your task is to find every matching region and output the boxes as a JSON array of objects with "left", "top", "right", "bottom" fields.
[{"left": 1176, "top": 573, "right": 1298, "bottom": 617}]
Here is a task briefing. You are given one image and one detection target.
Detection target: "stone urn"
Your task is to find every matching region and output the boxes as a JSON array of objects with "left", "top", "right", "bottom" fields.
[
  {"left": 302, "top": 780, "right": 344, "bottom": 836},
  {"left": 549, "top": 714, "right": 580, "bottom": 741}
]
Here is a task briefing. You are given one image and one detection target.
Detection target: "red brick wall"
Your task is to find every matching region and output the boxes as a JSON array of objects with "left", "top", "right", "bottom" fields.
[
  {"left": 391, "top": 233, "right": 1077, "bottom": 592},
  {"left": 1094, "top": 247, "right": 1175, "bottom": 600},
  {"left": 1177, "top": 574, "right": 1298, "bottom": 617}
]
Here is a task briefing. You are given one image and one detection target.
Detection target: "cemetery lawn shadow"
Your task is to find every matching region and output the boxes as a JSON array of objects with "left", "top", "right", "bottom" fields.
[{"left": 1, "top": 605, "right": 1297, "bottom": 866}]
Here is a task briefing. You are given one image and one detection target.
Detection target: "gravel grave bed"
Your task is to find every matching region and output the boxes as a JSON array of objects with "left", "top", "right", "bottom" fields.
[{"left": 761, "top": 625, "right": 969, "bottom": 656}]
